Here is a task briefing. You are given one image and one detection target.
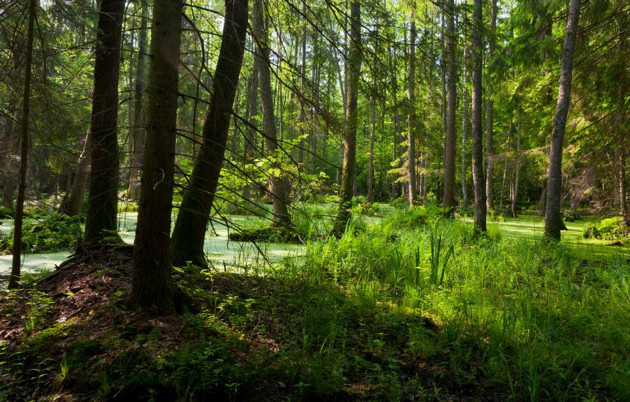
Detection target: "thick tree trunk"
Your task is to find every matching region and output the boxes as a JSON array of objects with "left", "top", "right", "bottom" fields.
[
  {"left": 127, "top": 1, "right": 148, "bottom": 201},
  {"left": 332, "top": 1, "right": 361, "bottom": 236},
  {"left": 407, "top": 16, "right": 417, "bottom": 207},
  {"left": 485, "top": 0, "right": 497, "bottom": 211},
  {"left": 252, "top": 0, "right": 292, "bottom": 228},
  {"left": 471, "top": 0, "right": 486, "bottom": 234},
  {"left": 170, "top": 0, "right": 248, "bottom": 268},
  {"left": 544, "top": 0, "right": 581, "bottom": 240},
  {"left": 59, "top": 131, "right": 91, "bottom": 216},
  {"left": 131, "top": 0, "right": 184, "bottom": 313},
  {"left": 618, "top": 10, "right": 628, "bottom": 227},
  {"left": 9, "top": 0, "right": 36, "bottom": 290},
  {"left": 443, "top": 0, "right": 457, "bottom": 210},
  {"left": 84, "top": 0, "right": 125, "bottom": 244}
]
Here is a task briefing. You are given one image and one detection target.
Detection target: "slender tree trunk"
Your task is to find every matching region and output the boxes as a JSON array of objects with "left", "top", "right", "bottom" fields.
[
  {"left": 131, "top": 0, "right": 184, "bottom": 313},
  {"left": 127, "top": 1, "right": 148, "bottom": 201},
  {"left": 511, "top": 112, "right": 522, "bottom": 218},
  {"left": 298, "top": 0, "right": 307, "bottom": 166},
  {"left": 170, "top": 0, "right": 248, "bottom": 267},
  {"left": 60, "top": 131, "right": 91, "bottom": 216},
  {"left": 618, "top": 9, "right": 628, "bottom": 227},
  {"left": 84, "top": 0, "right": 125, "bottom": 244},
  {"left": 485, "top": 0, "right": 497, "bottom": 211},
  {"left": 443, "top": 0, "right": 457, "bottom": 210},
  {"left": 471, "top": 0, "right": 486, "bottom": 234},
  {"left": 8, "top": 0, "right": 36, "bottom": 290},
  {"left": 407, "top": 15, "right": 417, "bottom": 207},
  {"left": 332, "top": 1, "right": 361, "bottom": 236},
  {"left": 243, "top": 61, "right": 259, "bottom": 202},
  {"left": 367, "top": 101, "right": 376, "bottom": 203},
  {"left": 461, "top": 11, "right": 468, "bottom": 210},
  {"left": 252, "top": 0, "right": 292, "bottom": 228},
  {"left": 544, "top": 0, "right": 581, "bottom": 240}
]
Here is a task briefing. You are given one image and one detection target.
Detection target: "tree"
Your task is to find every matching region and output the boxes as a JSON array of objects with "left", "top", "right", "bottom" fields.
[
  {"left": 443, "top": 0, "right": 457, "bottom": 210},
  {"left": 544, "top": 0, "right": 581, "bottom": 240},
  {"left": 170, "top": 0, "right": 249, "bottom": 268},
  {"left": 130, "top": 0, "right": 184, "bottom": 313},
  {"left": 8, "top": 0, "right": 36, "bottom": 290},
  {"left": 471, "top": 0, "right": 486, "bottom": 233},
  {"left": 332, "top": 1, "right": 361, "bottom": 236},
  {"left": 407, "top": 10, "right": 417, "bottom": 207},
  {"left": 83, "top": 0, "right": 125, "bottom": 244},
  {"left": 127, "top": 0, "right": 149, "bottom": 201},
  {"left": 485, "top": 0, "right": 497, "bottom": 211},
  {"left": 59, "top": 131, "right": 91, "bottom": 216},
  {"left": 253, "top": 0, "right": 292, "bottom": 229}
]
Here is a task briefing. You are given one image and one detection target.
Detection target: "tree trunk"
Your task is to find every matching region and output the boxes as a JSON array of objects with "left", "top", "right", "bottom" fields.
[
  {"left": 8, "top": 0, "right": 36, "bottom": 290},
  {"left": 332, "top": 1, "right": 361, "bottom": 236},
  {"left": 242, "top": 61, "right": 259, "bottom": 202},
  {"left": 84, "top": 0, "right": 125, "bottom": 244},
  {"left": 443, "top": 0, "right": 457, "bottom": 210},
  {"left": 367, "top": 101, "right": 376, "bottom": 203},
  {"left": 618, "top": 9, "right": 628, "bottom": 227},
  {"left": 298, "top": 0, "right": 307, "bottom": 166},
  {"left": 59, "top": 131, "right": 91, "bottom": 216},
  {"left": 127, "top": 1, "right": 148, "bottom": 201},
  {"left": 253, "top": 0, "right": 292, "bottom": 229},
  {"left": 170, "top": 0, "right": 248, "bottom": 268},
  {"left": 131, "top": 0, "right": 184, "bottom": 313},
  {"left": 544, "top": 0, "right": 581, "bottom": 240},
  {"left": 461, "top": 10, "right": 468, "bottom": 210},
  {"left": 485, "top": 0, "right": 497, "bottom": 211},
  {"left": 471, "top": 0, "right": 486, "bottom": 234},
  {"left": 511, "top": 112, "right": 522, "bottom": 217},
  {"left": 407, "top": 16, "right": 417, "bottom": 207}
]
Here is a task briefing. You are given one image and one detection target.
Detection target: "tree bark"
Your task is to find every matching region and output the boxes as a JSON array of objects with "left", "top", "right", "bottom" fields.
[
  {"left": 84, "top": 0, "right": 125, "bottom": 244},
  {"left": 511, "top": 112, "right": 522, "bottom": 217},
  {"left": 367, "top": 101, "right": 376, "bottom": 203},
  {"left": 170, "top": 0, "right": 248, "bottom": 268},
  {"left": 332, "top": 1, "right": 361, "bottom": 236},
  {"left": 407, "top": 15, "right": 417, "bottom": 207},
  {"left": 485, "top": 0, "right": 497, "bottom": 211},
  {"left": 544, "top": 0, "right": 581, "bottom": 240},
  {"left": 618, "top": 9, "right": 628, "bottom": 227},
  {"left": 461, "top": 10, "right": 468, "bottom": 210},
  {"left": 127, "top": 0, "right": 148, "bottom": 201},
  {"left": 131, "top": 0, "right": 184, "bottom": 313},
  {"left": 252, "top": 0, "right": 292, "bottom": 229},
  {"left": 471, "top": 0, "right": 486, "bottom": 234},
  {"left": 443, "top": 0, "right": 457, "bottom": 210},
  {"left": 8, "top": 0, "right": 36, "bottom": 290},
  {"left": 59, "top": 131, "right": 91, "bottom": 216}
]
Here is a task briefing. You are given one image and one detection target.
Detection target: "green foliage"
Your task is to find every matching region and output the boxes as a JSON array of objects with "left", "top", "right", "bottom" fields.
[
  {"left": 583, "top": 216, "right": 628, "bottom": 243},
  {"left": 0, "top": 212, "right": 82, "bottom": 254}
]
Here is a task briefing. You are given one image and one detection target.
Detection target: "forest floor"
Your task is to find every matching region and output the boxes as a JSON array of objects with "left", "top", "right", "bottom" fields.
[{"left": 1, "top": 206, "right": 629, "bottom": 400}]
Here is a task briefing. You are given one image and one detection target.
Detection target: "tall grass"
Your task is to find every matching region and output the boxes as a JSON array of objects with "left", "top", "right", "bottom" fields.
[{"left": 280, "top": 210, "right": 630, "bottom": 399}]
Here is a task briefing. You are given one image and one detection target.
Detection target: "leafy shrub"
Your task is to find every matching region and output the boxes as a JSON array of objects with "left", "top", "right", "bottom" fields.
[
  {"left": 583, "top": 216, "right": 628, "bottom": 242},
  {"left": 0, "top": 212, "right": 82, "bottom": 253}
]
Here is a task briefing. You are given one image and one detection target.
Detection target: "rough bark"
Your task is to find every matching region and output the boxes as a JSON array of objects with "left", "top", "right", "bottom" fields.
[
  {"left": 544, "top": 0, "right": 581, "bottom": 240},
  {"left": 618, "top": 10, "right": 628, "bottom": 227},
  {"left": 407, "top": 16, "right": 417, "bottom": 207},
  {"left": 59, "top": 131, "right": 91, "bottom": 216},
  {"left": 511, "top": 112, "right": 522, "bottom": 217},
  {"left": 332, "top": 1, "right": 361, "bottom": 236},
  {"left": 485, "top": 0, "right": 497, "bottom": 211},
  {"left": 443, "top": 0, "right": 457, "bottom": 210},
  {"left": 471, "top": 0, "right": 486, "bottom": 234},
  {"left": 84, "top": 0, "right": 125, "bottom": 244},
  {"left": 127, "top": 1, "right": 148, "bottom": 201},
  {"left": 170, "top": 0, "right": 248, "bottom": 268},
  {"left": 242, "top": 61, "right": 259, "bottom": 202},
  {"left": 131, "top": 0, "right": 184, "bottom": 313},
  {"left": 9, "top": 0, "right": 36, "bottom": 290}
]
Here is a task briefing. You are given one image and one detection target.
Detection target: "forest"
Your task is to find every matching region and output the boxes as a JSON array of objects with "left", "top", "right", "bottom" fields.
[{"left": 0, "top": 0, "right": 629, "bottom": 399}]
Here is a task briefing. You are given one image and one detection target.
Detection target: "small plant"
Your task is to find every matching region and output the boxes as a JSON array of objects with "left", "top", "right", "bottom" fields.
[{"left": 428, "top": 223, "right": 454, "bottom": 285}]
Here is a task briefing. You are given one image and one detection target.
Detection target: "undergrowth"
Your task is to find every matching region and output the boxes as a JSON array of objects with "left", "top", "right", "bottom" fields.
[{"left": 1, "top": 208, "right": 629, "bottom": 400}]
